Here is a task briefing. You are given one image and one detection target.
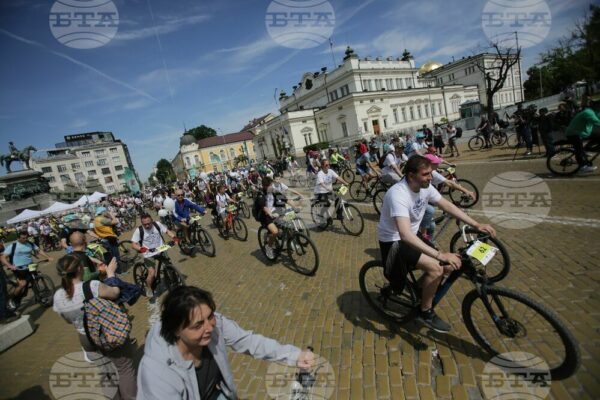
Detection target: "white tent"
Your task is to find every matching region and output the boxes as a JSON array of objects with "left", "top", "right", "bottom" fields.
[
  {"left": 6, "top": 209, "right": 42, "bottom": 225},
  {"left": 89, "top": 192, "right": 108, "bottom": 202},
  {"left": 40, "top": 202, "right": 76, "bottom": 215}
]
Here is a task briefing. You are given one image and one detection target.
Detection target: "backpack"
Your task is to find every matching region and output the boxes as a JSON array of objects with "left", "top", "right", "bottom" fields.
[
  {"left": 378, "top": 153, "right": 388, "bottom": 169},
  {"left": 82, "top": 280, "right": 131, "bottom": 352},
  {"left": 252, "top": 193, "right": 265, "bottom": 222},
  {"left": 138, "top": 222, "right": 163, "bottom": 246},
  {"left": 455, "top": 127, "right": 463, "bottom": 138}
]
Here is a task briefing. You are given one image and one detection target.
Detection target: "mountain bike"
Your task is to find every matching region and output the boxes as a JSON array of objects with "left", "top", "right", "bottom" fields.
[
  {"left": 133, "top": 244, "right": 185, "bottom": 296},
  {"left": 546, "top": 139, "right": 600, "bottom": 176},
  {"left": 310, "top": 186, "right": 364, "bottom": 236},
  {"left": 86, "top": 239, "right": 139, "bottom": 273},
  {"left": 6, "top": 260, "right": 55, "bottom": 311},
  {"left": 235, "top": 193, "right": 251, "bottom": 219},
  {"left": 188, "top": 214, "right": 216, "bottom": 257},
  {"left": 214, "top": 204, "right": 248, "bottom": 241},
  {"left": 349, "top": 175, "right": 388, "bottom": 202},
  {"left": 334, "top": 159, "right": 355, "bottom": 183},
  {"left": 359, "top": 226, "right": 579, "bottom": 380},
  {"left": 257, "top": 211, "right": 319, "bottom": 276},
  {"left": 437, "top": 166, "right": 478, "bottom": 208}
]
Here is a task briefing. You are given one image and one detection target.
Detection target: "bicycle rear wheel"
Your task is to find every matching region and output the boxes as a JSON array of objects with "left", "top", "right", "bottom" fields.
[
  {"left": 34, "top": 274, "right": 55, "bottom": 307},
  {"left": 359, "top": 260, "right": 418, "bottom": 323},
  {"left": 194, "top": 226, "right": 216, "bottom": 257},
  {"left": 286, "top": 233, "right": 319, "bottom": 276},
  {"left": 349, "top": 181, "right": 368, "bottom": 202},
  {"left": 233, "top": 218, "right": 248, "bottom": 241},
  {"left": 373, "top": 189, "right": 386, "bottom": 216},
  {"left": 462, "top": 286, "right": 580, "bottom": 380},
  {"left": 507, "top": 133, "right": 520, "bottom": 148},
  {"left": 492, "top": 132, "right": 507, "bottom": 146},
  {"left": 449, "top": 227, "right": 510, "bottom": 283},
  {"left": 448, "top": 179, "right": 479, "bottom": 208},
  {"left": 468, "top": 136, "right": 485, "bottom": 151},
  {"left": 547, "top": 148, "right": 579, "bottom": 176},
  {"left": 341, "top": 203, "right": 364, "bottom": 236}
]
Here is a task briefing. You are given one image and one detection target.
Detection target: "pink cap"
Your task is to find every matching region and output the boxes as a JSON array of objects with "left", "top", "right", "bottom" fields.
[{"left": 424, "top": 154, "right": 442, "bottom": 164}]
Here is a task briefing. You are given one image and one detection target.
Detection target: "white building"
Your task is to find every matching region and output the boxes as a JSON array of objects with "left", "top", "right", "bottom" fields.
[
  {"left": 31, "top": 132, "right": 138, "bottom": 194},
  {"left": 253, "top": 47, "right": 480, "bottom": 160},
  {"left": 422, "top": 53, "right": 524, "bottom": 109}
]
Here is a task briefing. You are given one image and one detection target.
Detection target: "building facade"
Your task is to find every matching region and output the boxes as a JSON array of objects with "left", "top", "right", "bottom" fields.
[
  {"left": 253, "top": 47, "right": 480, "bottom": 160},
  {"left": 30, "top": 132, "right": 139, "bottom": 194}
]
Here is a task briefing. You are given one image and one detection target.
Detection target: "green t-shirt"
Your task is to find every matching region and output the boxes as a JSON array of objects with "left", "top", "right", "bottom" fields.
[{"left": 565, "top": 108, "right": 600, "bottom": 138}]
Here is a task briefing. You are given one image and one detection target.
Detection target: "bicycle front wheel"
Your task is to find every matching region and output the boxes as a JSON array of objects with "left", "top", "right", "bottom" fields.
[
  {"left": 468, "top": 136, "right": 485, "bottom": 151},
  {"left": 35, "top": 274, "right": 55, "bottom": 307},
  {"left": 349, "top": 181, "right": 368, "bottom": 202},
  {"left": 547, "top": 148, "right": 579, "bottom": 176},
  {"left": 506, "top": 133, "right": 520, "bottom": 148},
  {"left": 341, "top": 168, "right": 355, "bottom": 183},
  {"left": 462, "top": 286, "right": 580, "bottom": 380},
  {"left": 373, "top": 189, "right": 386, "bottom": 216},
  {"left": 233, "top": 218, "right": 248, "bottom": 241},
  {"left": 310, "top": 202, "right": 330, "bottom": 230},
  {"left": 448, "top": 179, "right": 479, "bottom": 208},
  {"left": 492, "top": 132, "right": 507, "bottom": 146},
  {"left": 287, "top": 233, "right": 319, "bottom": 276},
  {"left": 341, "top": 203, "right": 364, "bottom": 236},
  {"left": 258, "top": 227, "right": 280, "bottom": 262},
  {"left": 240, "top": 202, "right": 250, "bottom": 219},
  {"left": 133, "top": 262, "right": 149, "bottom": 292},
  {"left": 163, "top": 265, "right": 184, "bottom": 291},
  {"left": 194, "top": 226, "right": 216, "bottom": 257},
  {"left": 359, "top": 260, "right": 418, "bottom": 323}
]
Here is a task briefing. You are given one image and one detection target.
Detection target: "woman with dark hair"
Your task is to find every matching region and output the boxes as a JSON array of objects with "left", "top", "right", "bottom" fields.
[{"left": 138, "top": 286, "right": 314, "bottom": 400}]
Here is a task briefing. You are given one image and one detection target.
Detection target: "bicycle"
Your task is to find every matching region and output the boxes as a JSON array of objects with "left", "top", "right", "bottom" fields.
[
  {"left": 133, "top": 244, "right": 185, "bottom": 296},
  {"left": 310, "top": 186, "right": 364, "bottom": 236},
  {"left": 86, "top": 238, "right": 139, "bottom": 273},
  {"left": 437, "top": 166, "right": 479, "bottom": 208},
  {"left": 235, "top": 193, "right": 251, "bottom": 219},
  {"left": 349, "top": 174, "right": 388, "bottom": 202},
  {"left": 333, "top": 159, "right": 355, "bottom": 183},
  {"left": 187, "top": 214, "right": 216, "bottom": 257},
  {"left": 288, "top": 173, "right": 307, "bottom": 188},
  {"left": 257, "top": 210, "right": 319, "bottom": 276},
  {"left": 468, "top": 128, "right": 509, "bottom": 150},
  {"left": 546, "top": 139, "right": 600, "bottom": 176},
  {"left": 214, "top": 204, "right": 248, "bottom": 241},
  {"left": 359, "top": 226, "right": 580, "bottom": 380},
  {"left": 6, "top": 260, "right": 55, "bottom": 311}
]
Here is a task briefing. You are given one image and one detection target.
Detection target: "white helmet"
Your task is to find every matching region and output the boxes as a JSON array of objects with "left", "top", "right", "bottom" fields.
[
  {"left": 158, "top": 209, "right": 168, "bottom": 217},
  {"left": 163, "top": 197, "right": 175, "bottom": 211}
]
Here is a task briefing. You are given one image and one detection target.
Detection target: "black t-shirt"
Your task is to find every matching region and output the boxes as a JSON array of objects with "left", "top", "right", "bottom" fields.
[{"left": 194, "top": 347, "right": 223, "bottom": 400}]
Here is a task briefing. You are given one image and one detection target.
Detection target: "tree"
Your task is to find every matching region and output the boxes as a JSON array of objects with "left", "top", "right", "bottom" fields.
[
  {"left": 155, "top": 159, "right": 175, "bottom": 184},
  {"left": 474, "top": 43, "right": 521, "bottom": 123},
  {"left": 187, "top": 125, "right": 217, "bottom": 141}
]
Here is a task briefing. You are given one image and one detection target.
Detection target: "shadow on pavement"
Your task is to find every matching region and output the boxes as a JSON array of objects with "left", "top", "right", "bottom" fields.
[
  {"left": 363, "top": 212, "right": 379, "bottom": 222},
  {"left": 364, "top": 248, "right": 380, "bottom": 259},
  {"left": 8, "top": 385, "right": 51, "bottom": 400}
]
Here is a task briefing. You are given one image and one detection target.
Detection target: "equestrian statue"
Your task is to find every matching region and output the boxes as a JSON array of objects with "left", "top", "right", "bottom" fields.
[{"left": 0, "top": 142, "right": 37, "bottom": 172}]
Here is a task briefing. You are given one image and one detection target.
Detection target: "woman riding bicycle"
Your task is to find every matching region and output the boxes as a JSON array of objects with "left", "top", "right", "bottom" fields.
[{"left": 314, "top": 159, "right": 350, "bottom": 221}]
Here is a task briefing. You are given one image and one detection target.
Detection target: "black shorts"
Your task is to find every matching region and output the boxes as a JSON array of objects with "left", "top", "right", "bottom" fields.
[
  {"left": 259, "top": 215, "right": 276, "bottom": 228},
  {"left": 12, "top": 269, "right": 30, "bottom": 281},
  {"left": 379, "top": 237, "right": 435, "bottom": 289}
]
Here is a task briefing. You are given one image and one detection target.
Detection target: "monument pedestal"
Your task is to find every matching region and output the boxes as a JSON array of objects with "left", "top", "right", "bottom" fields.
[
  {"left": 0, "top": 315, "right": 34, "bottom": 352},
  {"left": 0, "top": 169, "right": 54, "bottom": 224}
]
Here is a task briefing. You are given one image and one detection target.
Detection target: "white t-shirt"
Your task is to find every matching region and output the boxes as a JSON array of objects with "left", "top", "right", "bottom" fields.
[
  {"left": 314, "top": 169, "right": 339, "bottom": 194},
  {"left": 431, "top": 170, "right": 447, "bottom": 187},
  {"left": 153, "top": 195, "right": 163, "bottom": 205},
  {"left": 272, "top": 181, "right": 289, "bottom": 194},
  {"left": 53, "top": 281, "right": 101, "bottom": 335},
  {"left": 407, "top": 141, "right": 428, "bottom": 158},
  {"left": 131, "top": 221, "right": 168, "bottom": 250},
  {"left": 381, "top": 153, "right": 398, "bottom": 175},
  {"left": 216, "top": 193, "right": 230, "bottom": 213},
  {"left": 377, "top": 179, "right": 442, "bottom": 242}
]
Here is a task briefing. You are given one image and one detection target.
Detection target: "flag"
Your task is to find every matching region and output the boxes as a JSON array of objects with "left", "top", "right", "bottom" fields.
[{"left": 123, "top": 167, "right": 140, "bottom": 194}]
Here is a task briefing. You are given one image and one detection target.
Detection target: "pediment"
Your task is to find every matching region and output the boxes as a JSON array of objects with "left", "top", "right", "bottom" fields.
[{"left": 366, "top": 106, "right": 382, "bottom": 114}]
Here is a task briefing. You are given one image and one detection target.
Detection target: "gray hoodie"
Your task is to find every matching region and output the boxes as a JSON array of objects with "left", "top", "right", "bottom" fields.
[{"left": 137, "top": 313, "right": 301, "bottom": 399}]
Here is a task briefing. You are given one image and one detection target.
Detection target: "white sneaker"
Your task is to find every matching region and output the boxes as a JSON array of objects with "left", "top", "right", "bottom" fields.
[
  {"left": 145, "top": 288, "right": 154, "bottom": 298},
  {"left": 579, "top": 165, "right": 597, "bottom": 174},
  {"left": 264, "top": 245, "right": 274, "bottom": 259}
]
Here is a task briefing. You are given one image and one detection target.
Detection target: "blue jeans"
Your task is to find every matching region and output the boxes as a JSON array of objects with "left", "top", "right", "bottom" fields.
[
  {"left": 101, "top": 238, "right": 122, "bottom": 273},
  {"left": 420, "top": 204, "right": 436, "bottom": 236}
]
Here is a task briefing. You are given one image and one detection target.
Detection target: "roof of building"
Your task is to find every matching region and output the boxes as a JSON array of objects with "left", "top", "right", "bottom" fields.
[
  {"left": 197, "top": 131, "right": 253, "bottom": 148},
  {"left": 180, "top": 134, "right": 196, "bottom": 146},
  {"left": 240, "top": 114, "right": 271, "bottom": 131}
]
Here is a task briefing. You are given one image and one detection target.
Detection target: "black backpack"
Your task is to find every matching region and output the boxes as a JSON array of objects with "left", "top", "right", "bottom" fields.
[
  {"left": 137, "top": 222, "right": 164, "bottom": 246},
  {"left": 252, "top": 194, "right": 265, "bottom": 222},
  {"left": 455, "top": 127, "right": 463, "bottom": 138},
  {"left": 9, "top": 242, "right": 33, "bottom": 265}
]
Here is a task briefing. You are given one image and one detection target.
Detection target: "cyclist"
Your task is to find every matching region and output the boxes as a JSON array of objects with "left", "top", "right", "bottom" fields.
[
  {"left": 271, "top": 175, "right": 303, "bottom": 210},
  {"left": 565, "top": 99, "right": 600, "bottom": 173},
  {"left": 0, "top": 230, "right": 53, "bottom": 309},
  {"left": 355, "top": 145, "right": 380, "bottom": 191},
  {"left": 215, "top": 184, "right": 238, "bottom": 236},
  {"left": 131, "top": 214, "right": 177, "bottom": 299},
  {"left": 476, "top": 116, "right": 492, "bottom": 149},
  {"left": 377, "top": 155, "right": 495, "bottom": 333},
  {"left": 314, "top": 159, "right": 351, "bottom": 221},
  {"left": 255, "top": 177, "right": 280, "bottom": 259},
  {"left": 405, "top": 132, "right": 428, "bottom": 158},
  {"left": 172, "top": 189, "right": 206, "bottom": 242},
  {"left": 93, "top": 207, "right": 122, "bottom": 270},
  {"left": 329, "top": 148, "right": 345, "bottom": 174},
  {"left": 381, "top": 144, "right": 405, "bottom": 185}
]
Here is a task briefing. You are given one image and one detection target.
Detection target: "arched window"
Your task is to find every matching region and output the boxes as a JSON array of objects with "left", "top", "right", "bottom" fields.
[
  {"left": 230, "top": 148, "right": 236, "bottom": 160},
  {"left": 194, "top": 155, "right": 199, "bottom": 165},
  {"left": 220, "top": 149, "right": 227, "bottom": 160},
  {"left": 185, "top": 157, "right": 190, "bottom": 166}
]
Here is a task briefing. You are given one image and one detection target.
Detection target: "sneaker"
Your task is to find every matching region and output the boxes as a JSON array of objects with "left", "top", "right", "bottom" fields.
[
  {"left": 417, "top": 309, "right": 451, "bottom": 333},
  {"left": 579, "top": 165, "right": 598, "bottom": 174},
  {"left": 524, "top": 151, "right": 532, "bottom": 156},
  {"left": 145, "top": 288, "right": 154, "bottom": 298},
  {"left": 264, "top": 245, "right": 275, "bottom": 259}
]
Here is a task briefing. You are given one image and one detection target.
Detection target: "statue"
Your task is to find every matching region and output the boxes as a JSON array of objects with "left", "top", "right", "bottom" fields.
[{"left": 0, "top": 142, "right": 37, "bottom": 172}]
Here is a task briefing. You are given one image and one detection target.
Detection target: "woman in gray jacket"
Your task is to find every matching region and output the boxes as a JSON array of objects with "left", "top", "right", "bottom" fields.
[{"left": 137, "top": 286, "right": 314, "bottom": 399}]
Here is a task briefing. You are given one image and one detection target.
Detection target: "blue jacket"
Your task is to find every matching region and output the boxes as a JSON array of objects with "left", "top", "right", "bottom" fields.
[{"left": 172, "top": 199, "right": 205, "bottom": 222}]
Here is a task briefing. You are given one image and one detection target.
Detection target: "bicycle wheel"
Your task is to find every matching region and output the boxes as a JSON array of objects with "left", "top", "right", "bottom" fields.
[
  {"left": 448, "top": 179, "right": 479, "bottom": 208},
  {"left": 310, "top": 202, "right": 330, "bottom": 230},
  {"left": 349, "top": 181, "right": 368, "bottom": 202},
  {"left": 34, "top": 274, "right": 55, "bottom": 307},
  {"left": 341, "top": 168, "right": 355, "bottom": 183},
  {"left": 286, "top": 233, "right": 319, "bottom": 276},
  {"left": 257, "top": 227, "right": 280, "bottom": 261},
  {"left": 373, "top": 189, "right": 386, "bottom": 215},
  {"left": 194, "top": 226, "right": 216, "bottom": 257},
  {"left": 468, "top": 136, "right": 485, "bottom": 151},
  {"left": 507, "top": 133, "right": 520, "bottom": 148},
  {"left": 293, "top": 218, "right": 310, "bottom": 241},
  {"left": 133, "top": 262, "right": 149, "bottom": 292},
  {"left": 547, "top": 148, "right": 579, "bottom": 176},
  {"left": 359, "top": 260, "right": 418, "bottom": 323},
  {"left": 341, "top": 203, "right": 364, "bottom": 236},
  {"left": 240, "top": 202, "right": 251, "bottom": 219},
  {"left": 449, "top": 227, "right": 510, "bottom": 283},
  {"left": 118, "top": 240, "right": 138, "bottom": 265},
  {"left": 233, "top": 218, "right": 248, "bottom": 241},
  {"left": 163, "top": 265, "right": 184, "bottom": 291},
  {"left": 462, "top": 286, "right": 580, "bottom": 380},
  {"left": 492, "top": 132, "right": 507, "bottom": 146}
]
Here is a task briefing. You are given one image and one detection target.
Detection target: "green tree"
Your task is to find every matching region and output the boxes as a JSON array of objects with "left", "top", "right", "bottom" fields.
[
  {"left": 155, "top": 159, "right": 175, "bottom": 184},
  {"left": 187, "top": 125, "right": 217, "bottom": 141}
]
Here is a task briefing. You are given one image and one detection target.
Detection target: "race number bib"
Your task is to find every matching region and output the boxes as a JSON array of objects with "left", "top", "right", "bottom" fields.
[
  {"left": 338, "top": 185, "right": 348, "bottom": 196},
  {"left": 466, "top": 240, "right": 498, "bottom": 266}
]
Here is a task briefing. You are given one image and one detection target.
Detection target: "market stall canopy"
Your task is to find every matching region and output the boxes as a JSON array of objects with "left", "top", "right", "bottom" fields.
[
  {"left": 6, "top": 209, "right": 42, "bottom": 224},
  {"left": 40, "top": 202, "right": 76, "bottom": 215},
  {"left": 89, "top": 192, "right": 107, "bottom": 202}
]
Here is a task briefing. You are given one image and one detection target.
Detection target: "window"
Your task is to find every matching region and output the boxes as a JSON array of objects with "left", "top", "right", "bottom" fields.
[
  {"left": 84, "top": 161, "right": 93, "bottom": 167},
  {"left": 81, "top": 151, "right": 90, "bottom": 158},
  {"left": 409, "top": 107, "right": 414, "bottom": 120},
  {"left": 424, "top": 104, "right": 429, "bottom": 117},
  {"left": 47, "top": 176, "right": 56, "bottom": 183},
  {"left": 88, "top": 170, "right": 97, "bottom": 176},
  {"left": 220, "top": 149, "right": 226, "bottom": 161},
  {"left": 194, "top": 155, "right": 200, "bottom": 165},
  {"left": 101, "top": 167, "right": 111, "bottom": 175},
  {"left": 71, "top": 163, "right": 80, "bottom": 170},
  {"left": 229, "top": 148, "right": 235, "bottom": 160},
  {"left": 97, "top": 159, "right": 107, "bottom": 166},
  {"left": 115, "top": 165, "right": 123, "bottom": 171},
  {"left": 185, "top": 157, "right": 190, "bottom": 166},
  {"left": 438, "top": 103, "right": 443, "bottom": 115},
  {"left": 363, "top": 121, "right": 368, "bottom": 132},
  {"left": 60, "top": 174, "right": 70, "bottom": 183},
  {"left": 74, "top": 172, "right": 85, "bottom": 182},
  {"left": 393, "top": 109, "right": 399, "bottom": 124},
  {"left": 107, "top": 185, "right": 115, "bottom": 192},
  {"left": 329, "top": 90, "right": 339, "bottom": 102},
  {"left": 432, "top": 103, "right": 436, "bottom": 116},
  {"left": 109, "top": 147, "right": 118, "bottom": 154},
  {"left": 105, "top": 176, "right": 113, "bottom": 183},
  {"left": 401, "top": 107, "right": 407, "bottom": 121},
  {"left": 417, "top": 106, "right": 422, "bottom": 119},
  {"left": 41, "top": 166, "right": 52, "bottom": 173},
  {"left": 117, "top": 174, "right": 124, "bottom": 180},
  {"left": 383, "top": 118, "right": 388, "bottom": 128},
  {"left": 396, "top": 78, "right": 403, "bottom": 89},
  {"left": 341, "top": 121, "right": 348, "bottom": 137},
  {"left": 95, "top": 149, "right": 105, "bottom": 156},
  {"left": 112, "top": 156, "right": 120, "bottom": 163},
  {"left": 340, "top": 84, "right": 349, "bottom": 96}
]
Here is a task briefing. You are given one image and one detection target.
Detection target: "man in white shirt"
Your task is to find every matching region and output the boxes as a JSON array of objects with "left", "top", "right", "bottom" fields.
[
  {"left": 377, "top": 155, "right": 495, "bottom": 333},
  {"left": 406, "top": 132, "right": 428, "bottom": 158},
  {"left": 314, "top": 159, "right": 350, "bottom": 220},
  {"left": 381, "top": 144, "right": 404, "bottom": 185}
]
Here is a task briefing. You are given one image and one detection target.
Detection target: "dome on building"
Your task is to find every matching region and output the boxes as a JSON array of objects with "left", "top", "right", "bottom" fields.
[
  {"left": 180, "top": 134, "right": 196, "bottom": 146},
  {"left": 418, "top": 61, "right": 443, "bottom": 75}
]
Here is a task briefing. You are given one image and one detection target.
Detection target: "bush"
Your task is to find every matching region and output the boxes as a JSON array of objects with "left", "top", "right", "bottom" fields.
[{"left": 302, "top": 141, "right": 330, "bottom": 153}]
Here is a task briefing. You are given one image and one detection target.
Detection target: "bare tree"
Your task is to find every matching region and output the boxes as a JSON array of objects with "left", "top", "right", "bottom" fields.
[{"left": 474, "top": 43, "right": 522, "bottom": 123}]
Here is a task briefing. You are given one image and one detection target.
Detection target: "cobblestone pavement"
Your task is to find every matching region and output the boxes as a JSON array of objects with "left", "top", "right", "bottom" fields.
[{"left": 1, "top": 150, "right": 599, "bottom": 400}]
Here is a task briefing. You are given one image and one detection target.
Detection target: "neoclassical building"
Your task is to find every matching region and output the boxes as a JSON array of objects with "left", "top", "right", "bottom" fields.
[{"left": 252, "top": 47, "right": 480, "bottom": 160}]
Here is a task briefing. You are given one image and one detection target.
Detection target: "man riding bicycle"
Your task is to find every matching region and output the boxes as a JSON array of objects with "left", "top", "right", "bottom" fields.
[
  {"left": 314, "top": 159, "right": 350, "bottom": 221},
  {"left": 93, "top": 207, "right": 122, "bottom": 272},
  {"left": 172, "top": 189, "right": 206, "bottom": 242},
  {"left": 131, "top": 214, "right": 176, "bottom": 299},
  {"left": 214, "top": 184, "right": 238, "bottom": 236},
  {"left": 377, "top": 155, "right": 495, "bottom": 333},
  {"left": 565, "top": 99, "right": 600, "bottom": 174}
]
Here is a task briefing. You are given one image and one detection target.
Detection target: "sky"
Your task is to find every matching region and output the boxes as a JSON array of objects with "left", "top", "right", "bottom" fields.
[{"left": 0, "top": 0, "right": 592, "bottom": 180}]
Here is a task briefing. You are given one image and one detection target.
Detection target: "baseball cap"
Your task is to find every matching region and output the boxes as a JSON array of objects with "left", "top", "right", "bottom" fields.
[{"left": 424, "top": 154, "right": 442, "bottom": 164}]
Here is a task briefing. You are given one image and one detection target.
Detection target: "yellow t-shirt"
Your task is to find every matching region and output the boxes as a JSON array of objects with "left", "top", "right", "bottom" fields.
[{"left": 93, "top": 216, "right": 116, "bottom": 238}]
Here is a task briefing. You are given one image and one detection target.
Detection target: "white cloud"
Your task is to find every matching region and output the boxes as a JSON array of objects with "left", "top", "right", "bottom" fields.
[{"left": 115, "top": 14, "right": 210, "bottom": 41}]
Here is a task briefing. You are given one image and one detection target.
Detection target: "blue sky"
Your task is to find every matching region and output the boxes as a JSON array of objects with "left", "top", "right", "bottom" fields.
[{"left": 0, "top": 0, "right": 591, "bottom": 180}]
